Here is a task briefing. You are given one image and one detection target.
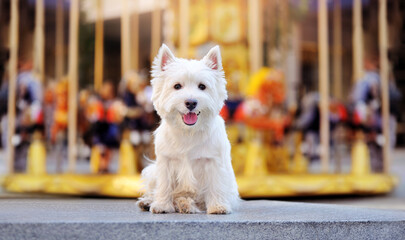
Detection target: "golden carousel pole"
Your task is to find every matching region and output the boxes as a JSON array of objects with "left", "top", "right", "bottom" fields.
[
  {"left": 151, "top": 0, "right": 162, "bottom": 60},
  {"left": 6, "top": 0, "right": 19, "bottom": 174},
  {"left": 266, "top": 0, "right": 275, "bottom": 67},
  {"left": 332, "top": 0, "right": 343, "bottom": 173},
  {"left": 318, "top": 0, "right": 330, "bottom": 173},
  {"left": 353, "top": 0, "right": 363, "bottom": 82},
  {"left": 248, "top": 0, "right": 263, "bottom": 73},
  {"left": 121, "top": 0, "right": 131, "bottom": 75},
  {"left": 26, "top": 0, "right": 47, "bottom": 175},
  {"left": 351, "top": 0, "right": 370, "bottom": 175},
  {"left": 333, "top": 0, "right": 342, "bottom": 99},
  {"left": 280, "top": 0, "right": 289, "bottom": 73},
  {"left": 67, "top": 0, "right": 79, "bottom": 173},
  {"left": 55, "top": 0, "right": 65, "bottom": 80},
  {"left": 378, "top": 0, "right": 391, "bottom": 173},
  {"left": 34, "top": 0, "right": 45, "bottom": 83},
  {"left": 94, "top": 0, "right": 104, "bottom": 92},
  {"left": 131, "top": 0, "right": 139, "bottom": 71},
  {"left": 90, "top": 1, "right": 104, "bottom": 172},
  {"left": 244, "top": 0, "right": 267, "bottom": 176},
  {"left": 179, "top": 0, "right": 189, "bottom": 58}
]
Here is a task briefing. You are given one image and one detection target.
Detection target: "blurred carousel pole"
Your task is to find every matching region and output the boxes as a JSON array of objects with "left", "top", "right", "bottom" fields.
[
  {"left": 6, "top": 0, "right": 19, "bottom": 173},
  {"left": 248, "top": 0, "right": 263, "bottom": 73},
  {"left": 280, "top": 0, "right": 289, "bottom": 73},
  {"left": 34, "top": 0, "right": 45, "bottom": 83},
  {"left": 121, "top": 0, "right": 131, "bottom": 75},
  {"left": 318, "top": 0, "right": 330, "bottom": 173},
  {"left": 265, "top": 0, "right": 275, "bottom": 67},
  {"left": 131, "top": 0, "right": 139, "bottom": 71},
  {"left": 179, "top": 0, "right": 189, "bottom": 58},
  {"left": 378, "top": 0, "right": 391, "bottom": 173},
  {"left": 333, "top": 0, "right": 342, "bottom": 99},
  {"left": 94, "top": 0, "right": 104, "bottom": 92},
  {"left": 55, "top": 0, "right": 65, "bottom": 80},
  {"left": 67, "top": 0, "right": 79, "bottom": 172},
  {"left": 353, "top": 0, "right": 364, "bottom": 82},
  {"left": 151, "top": 0, "right": 162, "bottom": 60}
]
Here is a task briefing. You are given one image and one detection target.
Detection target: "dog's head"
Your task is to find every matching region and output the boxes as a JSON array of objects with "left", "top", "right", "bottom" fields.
[{"left": 151, "top": 44, "right": 227, "bottom": 130}]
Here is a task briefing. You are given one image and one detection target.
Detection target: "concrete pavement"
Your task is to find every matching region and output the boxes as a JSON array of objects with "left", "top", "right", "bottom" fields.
[{"left": 0, "top": 199, "right": 404, "bottom": 240}]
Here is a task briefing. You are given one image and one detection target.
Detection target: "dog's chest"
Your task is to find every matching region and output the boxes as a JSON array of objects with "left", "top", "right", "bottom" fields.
[{"left": 157, "top": 131, "right": 219, "bottom": 160}]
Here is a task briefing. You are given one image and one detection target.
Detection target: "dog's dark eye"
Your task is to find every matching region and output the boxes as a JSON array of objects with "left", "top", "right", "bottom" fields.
[
  {"left": 174, "top": 83, "right": 182, "bottom": 90},
  {"left": 198, "top": 84, "right": 206, "bottom": 90}
]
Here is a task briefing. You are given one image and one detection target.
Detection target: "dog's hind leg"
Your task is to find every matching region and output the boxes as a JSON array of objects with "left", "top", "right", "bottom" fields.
[{"left": 136, "top": 164, "right": 156, "bottom": 211}]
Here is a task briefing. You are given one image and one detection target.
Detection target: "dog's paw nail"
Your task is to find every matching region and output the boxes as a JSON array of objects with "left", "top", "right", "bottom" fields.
[
  {"left": 137, "top": 200, "right": 151, "bottom": 211},
  {"left": 207, "top": 205, "right": 230, "bottom": 214},
  {"left": 174, "top": 197, "right": 198, "bottom": 214},
  {"left": 150, "top": 203, "right": 175, "bottom": 214}
]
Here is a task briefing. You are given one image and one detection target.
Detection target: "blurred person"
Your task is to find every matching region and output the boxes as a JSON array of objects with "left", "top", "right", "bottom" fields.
[
  {"left": 119, "top": 71, "right": 156, "bottom": 167},
  {"left": 119, "top": 71, "right": 145, "bottom": 147},
  {"left": 77, "top": 89, "right": 92, "bottom": 161},
  {"left": 43, "top": 81, "right": 55, "bottom": 143},
  {"left": 295, "top": 92, "right": 347, "bottom": 163},
  {"left": 88, "top": 82, "right": 124, "bottom": 173},
  {"left": 47, "top": 78, "right": 68, "bottom": 172},
  {"left": 0, "top": 49, "right": 9, "bottom": 149},
  {"left": 350, "top": 53, "right": 402, "bottom": 171},
  {"left": 0, "top": 79, "right": 8, "bottom": 149},
  {"left": 2, "top": 59, "right": 44, "bottom": 172}
]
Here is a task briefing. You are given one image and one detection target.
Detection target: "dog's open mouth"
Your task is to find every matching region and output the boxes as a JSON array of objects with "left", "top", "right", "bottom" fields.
[{"left": 182, "top": 112, "right": 200, "bottom": 126}]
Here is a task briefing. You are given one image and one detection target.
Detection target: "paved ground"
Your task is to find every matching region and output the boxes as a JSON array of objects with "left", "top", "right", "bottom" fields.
[{"left": 0, "top": 199, "right": 404, "bottom": 240}]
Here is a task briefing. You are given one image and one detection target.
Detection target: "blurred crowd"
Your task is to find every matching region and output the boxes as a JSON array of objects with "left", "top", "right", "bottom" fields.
[{"left": 0, "top": 59, "right": 158, "bottom": 173}]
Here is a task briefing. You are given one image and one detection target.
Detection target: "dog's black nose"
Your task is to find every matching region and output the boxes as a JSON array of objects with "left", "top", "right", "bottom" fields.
[{"left": 185, "top": 99, "right": 198, "bottom": 111}]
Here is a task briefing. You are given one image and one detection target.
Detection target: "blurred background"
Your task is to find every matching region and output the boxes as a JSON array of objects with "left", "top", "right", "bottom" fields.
[{"left": 0, "top": 0, "right": 404, "bottom": 208}]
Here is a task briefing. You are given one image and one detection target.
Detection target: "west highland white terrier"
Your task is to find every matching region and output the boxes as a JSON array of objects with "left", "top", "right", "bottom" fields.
[{"left": 136, "top": 44, "right": 240, "bottom": 214}]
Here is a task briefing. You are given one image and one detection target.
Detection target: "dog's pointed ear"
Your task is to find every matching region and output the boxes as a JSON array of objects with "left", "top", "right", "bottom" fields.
[
  {"left": 155, "top": 44, "right": 176, "bottom": 72},
  {"left": 202, "top": 46, "right": 222, "bottom": 71}
]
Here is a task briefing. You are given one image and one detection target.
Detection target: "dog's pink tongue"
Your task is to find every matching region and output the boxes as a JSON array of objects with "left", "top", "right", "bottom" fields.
[{"left": 183, "top": 112, "right": 198, "bottom": 125}]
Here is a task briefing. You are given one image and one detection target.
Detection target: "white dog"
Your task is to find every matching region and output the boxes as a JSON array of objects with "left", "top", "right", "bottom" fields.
[{"left": 136, "top": 44, "right": 240, "bottom": 214}]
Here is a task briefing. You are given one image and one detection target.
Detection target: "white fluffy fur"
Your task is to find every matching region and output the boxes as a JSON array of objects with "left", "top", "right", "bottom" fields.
[{"left": 137, "top": 44, "right": 240, "bottom": 214}]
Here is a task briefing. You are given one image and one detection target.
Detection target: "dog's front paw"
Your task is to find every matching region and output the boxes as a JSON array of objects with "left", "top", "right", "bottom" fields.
[
  {"left": 207, "top": 205, "right": 231, "bottom": 214},
  {"left": 150, "top": 202, "right": 175, "bottom": 214},
  {"left": 174, "top": 197, "right": 199, "bottom": 214},
  {"left": 137, "top": 199, "right": 152, "bottom": 211}
]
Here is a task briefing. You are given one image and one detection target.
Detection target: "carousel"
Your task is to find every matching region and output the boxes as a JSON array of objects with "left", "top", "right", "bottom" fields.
[{"left": 1, "top": 0, "right": 398, "bottom": 198}]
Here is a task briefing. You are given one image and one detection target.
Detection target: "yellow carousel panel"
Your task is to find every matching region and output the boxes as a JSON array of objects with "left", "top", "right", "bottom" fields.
[{"left": 1, "top": 173, "right": 397, "bottom": 198}]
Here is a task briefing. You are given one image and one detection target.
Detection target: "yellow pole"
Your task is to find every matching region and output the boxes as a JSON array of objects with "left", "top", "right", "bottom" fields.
[
  {"left": 151, "top": 0, "right": 162, "bottom": 60},
  {"left": 333, "top": 0, "right": 342, "bottom": 99},
  {"left": 6, "top": 0, "right": 19, "bottom": 174},
  {"left": 55, "top": 0, "right": 65, "bottom": 80},
  {"left": 248, "top": 0, "right": 263, "bottom": 73},
  {"left": 280, "top": 0, "right": 289, "bottom": 72},
  {"left": 131, "top": 0, "right": 139, "bottom": 71},
  {"left": 163, "top": 0, "right": 175, "bottom": 49},
  {"left": 34, "top": 0, "right": 45, "bottom": 83},
  {"left": 353, "top": 0, "right": 364, "bottom": 82},
  {"left": 266, "top": 0, "right": 275, "bottom": 67},
  {"left": 318, "top": 0, "right": 330, "bottom": 173},
  {"left": 121, "top": 0, "right": 131, "bottom": 75},
  {"left": 378, "top": 0, "right": 390, "bottom": 173},
  {"left": 94, "top": 0, "right": 104, "bottom": 92},
  {"left": 68, "top": 0, "right": 79, "bottom": 172},
  {"left": 179, "top": 0, "right": 189, "bottom": 58}
]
